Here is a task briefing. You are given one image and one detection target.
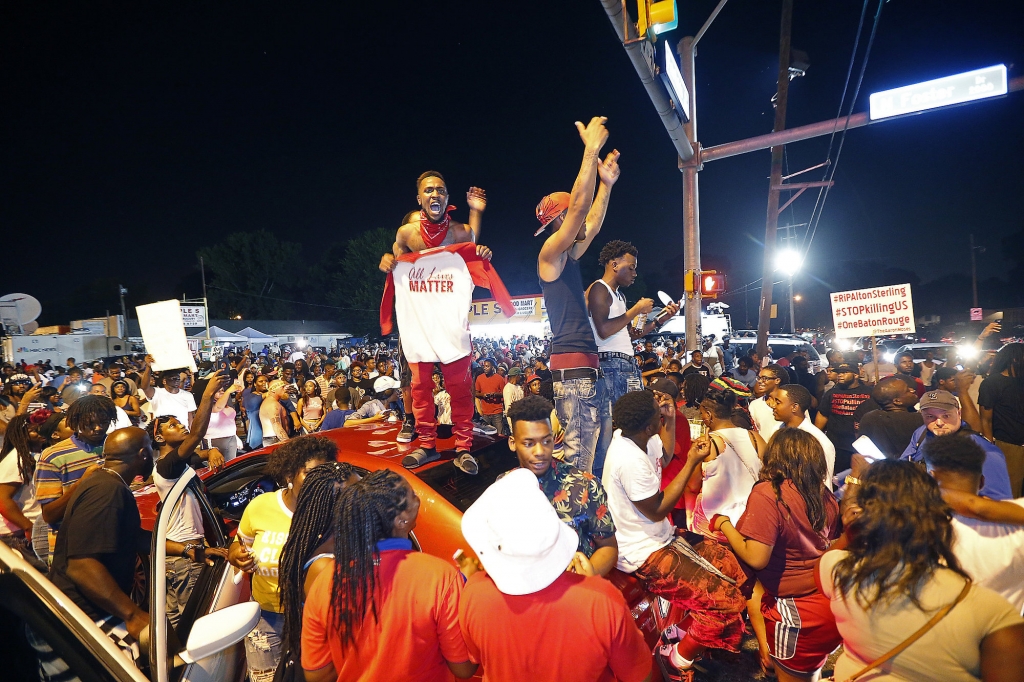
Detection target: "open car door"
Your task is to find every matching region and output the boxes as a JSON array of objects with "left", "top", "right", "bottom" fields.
[{"left": 148, "top": 467, "right": 256, "bottom": 682}]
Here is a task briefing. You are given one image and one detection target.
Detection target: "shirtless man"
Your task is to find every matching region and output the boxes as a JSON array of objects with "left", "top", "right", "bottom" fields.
[
  {"left": 259, "top": 380, "right": 291, "bottom": 446},
  {"left": 378, "top": 172, "right": 493, "bottom": 463}
]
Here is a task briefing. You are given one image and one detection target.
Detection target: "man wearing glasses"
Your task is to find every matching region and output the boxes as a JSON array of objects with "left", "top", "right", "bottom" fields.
[{"left": 749, "top": 365, "right": 788, "bottom": 441}]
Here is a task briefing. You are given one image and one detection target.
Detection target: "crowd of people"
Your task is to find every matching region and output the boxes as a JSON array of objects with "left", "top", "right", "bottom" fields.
[{"left": 2, "top": 115, "right": 1024, "bottom": 682}]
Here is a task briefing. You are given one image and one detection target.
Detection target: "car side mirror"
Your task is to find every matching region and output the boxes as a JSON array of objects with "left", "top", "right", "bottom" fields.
[{"left": 176, "top": 602, "right": 260, "bottom": 665}]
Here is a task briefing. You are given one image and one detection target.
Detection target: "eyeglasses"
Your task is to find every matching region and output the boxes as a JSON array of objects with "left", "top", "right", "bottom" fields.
[{"left": 755, "top": 375, "right": 777, "bottom": 382}]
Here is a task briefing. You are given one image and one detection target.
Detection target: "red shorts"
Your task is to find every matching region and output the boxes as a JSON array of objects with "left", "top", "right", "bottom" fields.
[{"left": 762, "top": 591, "right": 841, "bottom": 674}]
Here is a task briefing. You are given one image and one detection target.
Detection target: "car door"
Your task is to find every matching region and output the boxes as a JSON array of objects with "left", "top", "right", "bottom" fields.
[{"left": 149, "top": 467, "right": 246, "bottom": 682}]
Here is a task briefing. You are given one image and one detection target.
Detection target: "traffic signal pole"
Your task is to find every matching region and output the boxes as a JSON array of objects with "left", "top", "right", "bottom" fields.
[{"left": 599, "top": 1, "right": 1024, "bottom": 354}]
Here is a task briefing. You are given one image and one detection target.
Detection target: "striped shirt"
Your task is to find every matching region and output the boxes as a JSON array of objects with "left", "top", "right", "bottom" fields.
[{"left": 34, "top": 436, "right": 104, "bottom": 526}]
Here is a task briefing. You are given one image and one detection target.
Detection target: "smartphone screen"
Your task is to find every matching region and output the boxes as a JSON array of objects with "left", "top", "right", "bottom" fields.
[{"left": 852, "top": 435, "right": 885, "bottom": 462}]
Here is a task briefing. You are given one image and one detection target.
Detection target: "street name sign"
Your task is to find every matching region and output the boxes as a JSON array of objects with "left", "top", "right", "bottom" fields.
[
  {"left": 869, "top": 64, "right": 1007, "bottom": 121},
  {"left": 831, "top": 284, "right": 916, "bottom": 338}
]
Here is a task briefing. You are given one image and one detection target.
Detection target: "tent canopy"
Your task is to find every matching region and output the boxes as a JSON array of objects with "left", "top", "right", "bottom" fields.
[
  {"left": 188, "top": 326, "right": 248, "bottom": 342},
  {"left": 235, "top": 326, "right": 277, "bottom": 341}
]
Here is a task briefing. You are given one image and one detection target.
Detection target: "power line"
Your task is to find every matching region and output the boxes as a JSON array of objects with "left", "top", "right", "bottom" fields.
[
  {"left": 802, "top": 0, "right": 884, "bottom": 258},
  {"left": 206, "top": 284, "right": 378, "bottom": 313}
]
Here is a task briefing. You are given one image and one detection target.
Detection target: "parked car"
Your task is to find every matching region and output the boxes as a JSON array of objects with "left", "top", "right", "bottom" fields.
[
  {"left": 886, "top": 342, "right": 959, "bottom": 365},
  {"left": 0, "top": 467, "right": 257, "bottom": 682},
  {"left": 723, "top": 335, "right": 823, "bottom": 372}
]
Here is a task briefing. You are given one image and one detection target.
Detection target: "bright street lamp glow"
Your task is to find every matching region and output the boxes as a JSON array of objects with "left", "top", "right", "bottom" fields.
[
  {"left": 775, "top": 249, "right": 802, "bottom": 276},
  {"left": 793, "top": 294, "right": 802, "bottom": 302}
]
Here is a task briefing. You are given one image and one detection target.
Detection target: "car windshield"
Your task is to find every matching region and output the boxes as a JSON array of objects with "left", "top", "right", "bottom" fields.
[
  {"left": 727, "top": 340, "right": 819, "bottom": 362},
  {"left": 416, "top": 442, "right": 519, "bottom": 512},
  {"left": 905, "top": 346, "right": 956, "bottom": 361}
]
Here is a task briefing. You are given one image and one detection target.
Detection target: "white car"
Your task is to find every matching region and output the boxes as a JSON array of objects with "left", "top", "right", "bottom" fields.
[
  {"left": 0, "top": 468, "right": 256, "bottom": 682},
  {"left": 886, "top": 342, "right": 961, "bottom": 365},
  {"left": 722, "top": 336, "right": 823, "bottom": 373}
]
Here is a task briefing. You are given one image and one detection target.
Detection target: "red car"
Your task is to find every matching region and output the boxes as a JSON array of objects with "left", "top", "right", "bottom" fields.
[{"left": 135, "top": 422, "right": 685, "bottom": 678}]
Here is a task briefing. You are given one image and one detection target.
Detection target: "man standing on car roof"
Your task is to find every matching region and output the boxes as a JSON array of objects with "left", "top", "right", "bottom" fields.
[{"left": 535, "top": 116, "right": 620, "bottom": 475}]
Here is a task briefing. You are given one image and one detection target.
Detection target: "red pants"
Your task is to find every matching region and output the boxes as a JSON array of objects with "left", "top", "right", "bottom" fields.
[{"left": 409, "top": 355, "right": 474, "bottom": 451}]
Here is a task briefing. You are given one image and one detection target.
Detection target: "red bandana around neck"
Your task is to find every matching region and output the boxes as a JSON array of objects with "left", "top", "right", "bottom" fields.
[{"left": 419, "top": 204, "right": 457, "bottom": 248}]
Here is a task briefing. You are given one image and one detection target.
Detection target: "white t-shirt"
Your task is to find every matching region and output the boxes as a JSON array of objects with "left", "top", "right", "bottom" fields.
[
  {"left": 502, "top": 382, "right": 524, "bottom": 415},
  {"left": 795, "top": 417, "right": 836, "bottom": 490},
  {"left": 750, "top": 396, "right": 782, "bottom": 441},
  {"left": 602, "top": 430, "right": 674, "bottom": 573},
  {"left": 106, "top": 406, "right": 135, "bottom": 434},
  {"left": 0, "top": 450, "right": 41, "bottom": 535},
  {"left": 952, "top": 500, "right": 1024, "bottom": 614},
  {"left": 153, "top": 466, "right": 205, "bottom": 543},
  {"left": 148, "top": 387, "right": 197, "bottom": 425}
]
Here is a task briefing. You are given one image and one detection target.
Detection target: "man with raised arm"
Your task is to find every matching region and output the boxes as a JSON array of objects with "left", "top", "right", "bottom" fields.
[{"left": 534, "top": 116, "right": 620, "bottom": 474}]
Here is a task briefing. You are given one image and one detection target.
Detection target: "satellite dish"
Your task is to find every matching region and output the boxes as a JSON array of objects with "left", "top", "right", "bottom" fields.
[
  {"left": 22, "top": 321, "right": 39, "bottom": 333},
  {"left": 657, "top": 291, "right": 676, "bottom": 307},
  {"left": 0, "top": 293, "right": 42, "bottom": 325}
]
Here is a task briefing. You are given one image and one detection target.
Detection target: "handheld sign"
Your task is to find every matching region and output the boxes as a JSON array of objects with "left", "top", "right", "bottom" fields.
[
  {"left": 830, "top": 284, "right": 915, "bottom": 339},
  {"left": 135, "top": 300, "right": 198, "bottom": 372}
]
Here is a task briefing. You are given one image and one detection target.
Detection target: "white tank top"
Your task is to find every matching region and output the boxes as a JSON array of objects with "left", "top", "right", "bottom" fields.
[
  {"left": 588, "top": 279, "right": 634, "bottom": 355},
  {"left": 698, "top": 427, "right": 762, "bottom": 526}
]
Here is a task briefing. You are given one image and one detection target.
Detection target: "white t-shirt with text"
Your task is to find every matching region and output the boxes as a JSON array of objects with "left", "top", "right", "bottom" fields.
[{"left": 602, "top": 430, "right": 674, "bottom": 572}]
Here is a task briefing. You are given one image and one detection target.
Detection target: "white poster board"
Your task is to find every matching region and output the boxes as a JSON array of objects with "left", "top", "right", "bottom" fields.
[
  {"left": 831, "top": 284, "right": 915, "bottom": 339},
  {"left": 136, "top": 300, "right": 198, "bottom": 372}
]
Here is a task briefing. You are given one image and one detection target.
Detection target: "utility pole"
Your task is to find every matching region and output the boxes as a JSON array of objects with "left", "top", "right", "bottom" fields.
[
  {"left": 200, "top": 255, "right": 211, "bottom": 340},
  {"left": 755, "top": 0, "right": 794, "bottom": 357},
  {"left": 970, "top": 233, "right": 979, "bottom": 309},
  {"left": 118, "top": 284, "right": 128, "bottom": 337}
]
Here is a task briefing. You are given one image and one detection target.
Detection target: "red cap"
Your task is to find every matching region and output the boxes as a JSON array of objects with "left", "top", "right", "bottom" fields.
[
  {"left": 534, "top": 192, "right": 570, "bottom": 236},
  {"left": 526, "top": 374, "right": 541, "bottom": 384}
]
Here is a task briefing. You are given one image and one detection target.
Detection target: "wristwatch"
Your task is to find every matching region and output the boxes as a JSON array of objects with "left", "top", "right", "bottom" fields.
[
  {"left": 844, "top": 475, "right": 862, "bottom": 487},
  {"left": 182, "top": 542, "right": 204, "bottom": 562}
]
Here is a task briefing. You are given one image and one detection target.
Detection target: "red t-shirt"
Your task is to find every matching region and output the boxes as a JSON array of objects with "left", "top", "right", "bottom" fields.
[
  {"left": 475, "top": 373, "right": 507, "bottom": 415},
  {"left": 735, "top": 480, "right": 840, "bottom": 598},
  {"left": 659, "top": 407, "right": 693, "bottom": 510},
  {"left": 302, "top": 549, "right": 470, "bottom": 682},
  {"left": 459, "top": 571, "right": 651, "bottom": 682}
]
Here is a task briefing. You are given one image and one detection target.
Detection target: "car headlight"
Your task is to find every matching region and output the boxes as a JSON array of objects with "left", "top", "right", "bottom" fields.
[{"left": 835, "top": 339, "right": 851, "bottom": 351}]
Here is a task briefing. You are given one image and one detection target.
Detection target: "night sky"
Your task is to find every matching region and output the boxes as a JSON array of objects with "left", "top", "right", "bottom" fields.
[{"left": 2, "top": 1, "right": 1022, "bottom": 326}]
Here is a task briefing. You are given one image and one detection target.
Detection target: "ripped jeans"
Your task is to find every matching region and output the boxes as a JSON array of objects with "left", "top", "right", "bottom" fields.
[{"left": 244, "top": 609, "right": 284, "bottom": 682}]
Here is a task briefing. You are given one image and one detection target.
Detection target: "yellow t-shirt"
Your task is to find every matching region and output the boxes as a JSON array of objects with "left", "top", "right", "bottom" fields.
[{"left": 237, "top": 489, "right": 293, "bottom": 613}]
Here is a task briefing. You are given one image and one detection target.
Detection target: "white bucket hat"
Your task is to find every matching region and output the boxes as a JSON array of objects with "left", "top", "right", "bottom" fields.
[{"left": 461, "top": 468, "right": 578, "bottom": 595}]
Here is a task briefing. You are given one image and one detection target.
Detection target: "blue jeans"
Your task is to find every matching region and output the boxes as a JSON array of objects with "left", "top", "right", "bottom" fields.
[
  {"left": 596, "top": 355, "right": 643, "bottom": 477},
  {"left": 553, "top": 373, "right": 604, "bottom": 474},
  {"left": 244, "top": 609, "right": 284, "bottom": 682}
]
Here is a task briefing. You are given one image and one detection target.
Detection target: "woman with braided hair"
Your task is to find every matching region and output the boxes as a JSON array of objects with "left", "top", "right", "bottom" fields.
[
  {"left": 0, "top": 410, "right": 51, "bottom": 544},
  {"left": 275, "top": 461, "right": 357, "bottom": 682},
  {"left": 302, "top": 469, "right": 477, "bottom": 682}
]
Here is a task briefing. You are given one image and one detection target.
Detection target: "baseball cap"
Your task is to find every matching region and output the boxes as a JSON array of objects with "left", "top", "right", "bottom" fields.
[
  {"left": 461, "top": 468, "right": 578, "bottom": 595},
  {"left": 526, "top": 374, "right": 541, "bottom": 384},
  {"left": 919, "top": 389, "right": 960, "bottom": 412},
  {"left": 508, "top": 367, "right": 523, "bottom": 377},
  {"left": 268, "top": 379, "right": 288, "bottom": 393},
  {"left": 6, "top": 373, "right": 31, "bottom": 385},
  {"left": 648, "top": 377, "right": 679, "bottom": 400},
  {"left": 832, "top": 363, "right": 857, "bottom": 374},
  {"left": 373, "top": 375, "right": 400, "bottom": 394},
  {"left": 534, "top": 192, "right": 570, "bottom": 236}
]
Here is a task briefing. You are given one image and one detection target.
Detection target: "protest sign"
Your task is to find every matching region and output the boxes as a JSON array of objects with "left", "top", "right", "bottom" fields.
[
  {"left": 831, "top": 284, "right": 915, "bottom": 339},
  {"left": 135, "top": 300, "right": 197, "bottom": 372}
]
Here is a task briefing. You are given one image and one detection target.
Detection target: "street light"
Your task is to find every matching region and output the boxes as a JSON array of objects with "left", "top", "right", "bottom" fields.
[
  {"left": 775, "top": 249, "right": 802, "bottom": 333},
  {"left": 793, "top": 294, "right": 802, "bottom": 302}
]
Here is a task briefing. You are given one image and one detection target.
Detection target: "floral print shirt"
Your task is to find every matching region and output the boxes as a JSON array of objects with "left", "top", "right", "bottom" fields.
[{"left": 533, "top": 460, "right": 617, "bottom": 557}]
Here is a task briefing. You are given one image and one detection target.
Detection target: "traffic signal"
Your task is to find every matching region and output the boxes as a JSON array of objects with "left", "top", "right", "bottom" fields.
[
  {"left": 637, "top": 0, "right": 678, "bottom": 40},
  {"left": 701, "top": 272, "right": 727, "bottom": 298}
]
